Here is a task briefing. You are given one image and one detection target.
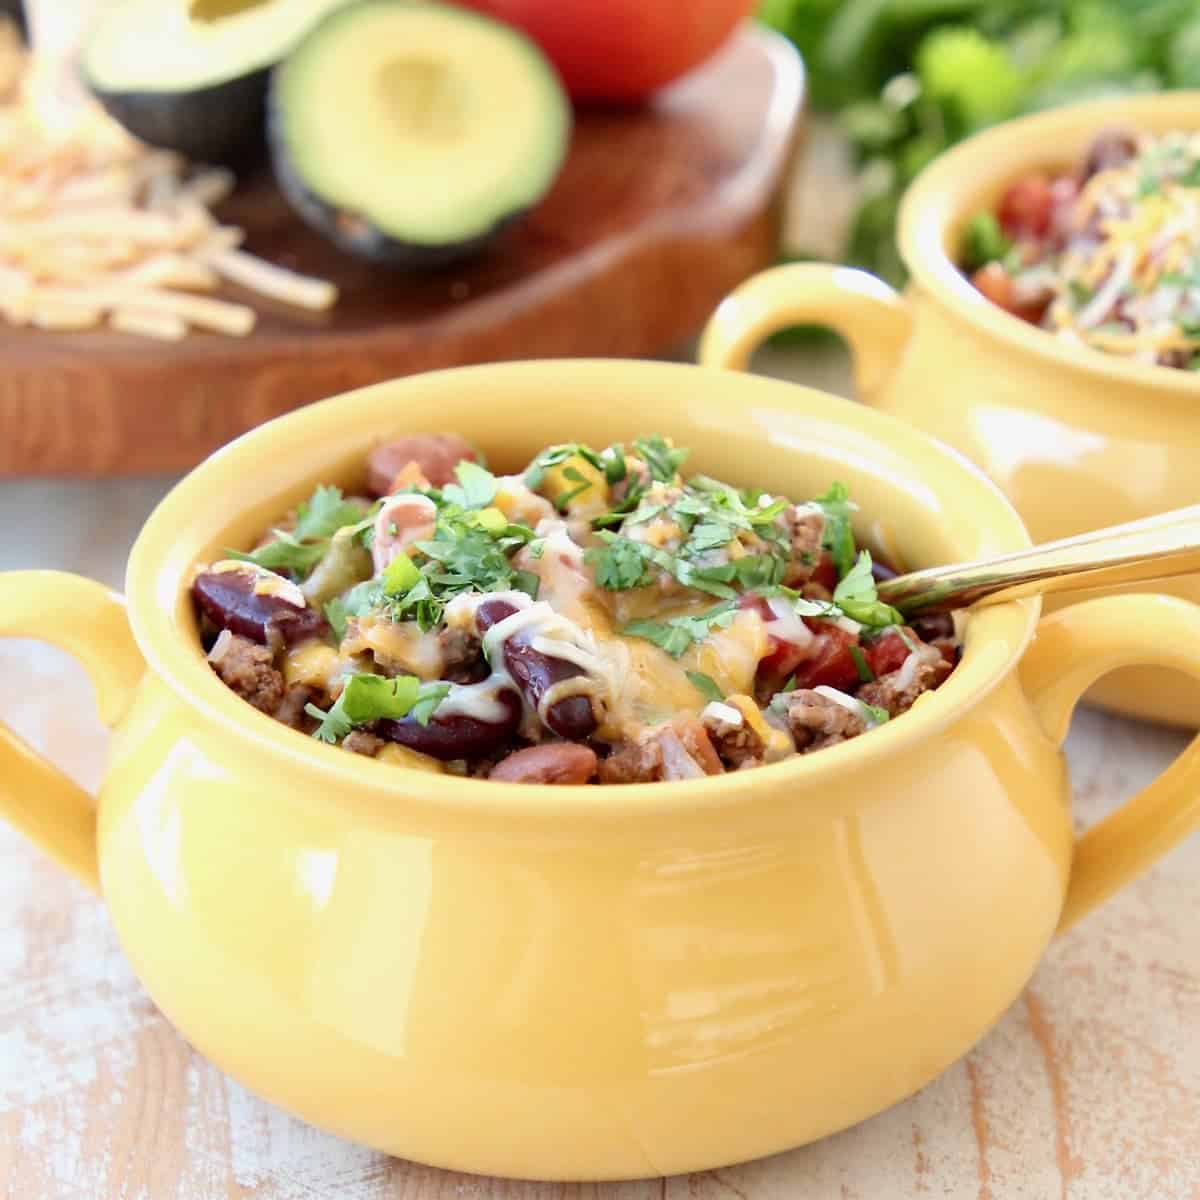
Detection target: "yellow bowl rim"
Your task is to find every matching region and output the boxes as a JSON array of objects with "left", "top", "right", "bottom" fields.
[
  {"left": 899, "top": 90, "right": 1200, "bottom": 398},
  {"left": 125, "top": 359, "right": 1037, "bottom": 821}
]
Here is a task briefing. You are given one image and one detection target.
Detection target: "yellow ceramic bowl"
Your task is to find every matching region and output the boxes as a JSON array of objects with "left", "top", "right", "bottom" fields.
[
  {"left": 699, "top": 91, "right": 1200, "bottom": 728},
  {"left": 4, "top": 361, "right": 1200, "bottom": 1181}
]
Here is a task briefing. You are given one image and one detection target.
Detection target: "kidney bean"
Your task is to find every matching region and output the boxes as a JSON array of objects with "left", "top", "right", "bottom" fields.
[
  {"left": 909, "top": 612, "right": 955, "bottom": 643},
  {"left": 489, "top": 743, "right": 598, "bottom": 784},
  {"left": 365, "top": 434, "right": 479, "bottom": 496},
  {"left": 475, "top": 598, "right": 599, "bottom": 740},
  {"left": 377, "top": 688, "right": 521, "bottom": 761},
  {"left": 870, "top": 557, "right": 898, "bottom": 583},
  {"left": 193, "top": 564, "right": 325, "bottom": 647}
]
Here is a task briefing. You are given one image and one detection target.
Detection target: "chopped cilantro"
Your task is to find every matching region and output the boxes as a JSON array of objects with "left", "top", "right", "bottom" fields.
[
  {"left": 524, "top": 443, "right": 603, "bottom": 490},
  {"left": 230, "top": 484, "right": 365, "bottom": 579},
  {"left": 686, "top": 670, "right": 725, "bottom": 702},
  {"left": 861, "top": 702, "right": 890, "bottom": 725},
  {"left": 441, "top": 461, "right": 498, "bottom": 510},
  {"left": 586, "top": 535, "right": 650, "bottom": 590},
  {"left": 848, "top": 644, "right": 875, "bottom": 683},
  {"left": 633, "top": 434, "right": 689, "bottom": 482},
  {"left": 792, "top": 595, "right": 843, "bottom": 620},
  {"left": 833, "top": 551, "right": 905, "bottom": 629},
  {"left": 293, "top": 485, "right": 366, "bottom": 542},
  {"left": 228, "top": 534, "right": 328, "bottom": 575},
  {"left": 622, "top": 601, "right": 738, "bottom": 658},
  {"left": 812, "top": 482, "right": 857, "bottom": 578},
  {"left": 306, "top": 674, "right": 449, "bottom": 744},
  {"left": 324, "top": 596, "right": 349, "bottom": 643},
  {"left": 602, "top": 444, "right": 627, "bottom": 484}
]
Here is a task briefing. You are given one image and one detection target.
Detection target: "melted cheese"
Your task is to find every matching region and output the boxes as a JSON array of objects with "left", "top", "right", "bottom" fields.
[
  {"left": 284, "top": 640, "right": 343, "bottom": 691},
  {"left": 210, "top": 558, "right": 306, "bottom": 609},
  {"left": 351, "top": 616, "right": 443, "bottom": 680},
  {"left": 376, "top": 744, "right": 444, "bottom": 773}
]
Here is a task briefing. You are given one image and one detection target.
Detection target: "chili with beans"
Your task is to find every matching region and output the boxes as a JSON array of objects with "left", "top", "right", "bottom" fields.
[{"left": 192, "top": 434, "right": 961, "bottom": 784}]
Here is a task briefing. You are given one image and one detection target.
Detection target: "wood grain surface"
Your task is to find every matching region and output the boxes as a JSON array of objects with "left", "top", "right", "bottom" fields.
[
  {"left": 0, "top": 26, "right": 803, "bottom": 479},
  {"left": 1, "top": 345, "right": 1198, "bottom": 1198}
]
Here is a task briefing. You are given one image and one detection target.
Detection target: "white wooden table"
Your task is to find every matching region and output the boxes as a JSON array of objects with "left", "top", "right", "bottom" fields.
[{"left": 2, "top": 348, "right": 1198, "bottom": 1198}]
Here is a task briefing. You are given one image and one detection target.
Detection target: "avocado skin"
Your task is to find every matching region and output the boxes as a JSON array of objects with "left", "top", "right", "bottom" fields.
[
  {"left": 266, "top": 69, "right": 523, "bottom": 268},
  {"left": 91, "top": 69, "right": 269, "bottom": 165}
]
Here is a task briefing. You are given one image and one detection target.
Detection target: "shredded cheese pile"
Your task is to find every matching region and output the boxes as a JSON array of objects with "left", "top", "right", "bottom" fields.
[
  {"left": 1042, "top": 130, "right": 1200, "bottom": 367},
  {"left": 0, "top": 17, "right": 336, "bottom": 341}
]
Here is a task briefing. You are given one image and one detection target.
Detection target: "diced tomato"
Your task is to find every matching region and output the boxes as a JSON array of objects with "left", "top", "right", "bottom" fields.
[
  {"left": 863, "top": 629, "right": 911, "bottom": 679},
  {"left": 998, "top": 174, "right": 1054, "bottom": 239},
  {"left": 971, "top": 262, "right": 1050, "bottom": 325},
  {"left": 786, "top": 622, "right": 860, "bottom": 692}
]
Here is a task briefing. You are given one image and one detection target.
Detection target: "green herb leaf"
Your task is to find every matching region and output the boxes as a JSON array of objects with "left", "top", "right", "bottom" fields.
[
  {"left": 833, "top": 551, "right": 905, "bottom": 629},
  {"left": 848, "top": 643, "right": 875, "bottom": 683},
  {"left": 862, "top": 702, "right": 891, "bottom": 726},
  {"left": 622, "top": 601, "right": 738, "bottom": 658},
  {"left": 306, "top": 673, "right": 447, "bottom": 744},
  {"left": 603, "top": 444, "right": 627, "bottom": 484},
  {"left": 441, "top": 461, "right": 498, "bottom": 511},
  {"left": 586, "top": 536, "right": 650, "bottom": 590},
  {"left": 293, "top": 485, "right": 366, "bottom": 542},
  {"left": 632, "top": 434, "right": 689, "bottom": 482},
  {"left": 524, "top": 443, "right": 601, "bottom": 490},
  {"left": 686, "top": 670, "right": 725, "bottom": 702},
  {"left": 812, "top": 483, "right": 857, "bottom": 578},
  {"left": 227, "top": 533, "right": 328, "bottom": 575},
  {"left": 324, "top": 596, "right": 348, "bottom": 643}
]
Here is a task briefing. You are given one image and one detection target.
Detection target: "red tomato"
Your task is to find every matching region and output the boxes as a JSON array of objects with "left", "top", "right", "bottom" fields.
[
  {"left": 863, "top": 630, "right": 910, "bottom": 679},
  {"left": 790, "top": 624, "right": 860, "bottom": 693},
  {"left": 451, "top": 0, "right": 756, "bottom": 102},
  {"left": 970, "top": 262, "right": 1050, "bottom": 325},
  {"left": 998, "top": 174, "right": 1054, "bottom": 239}
]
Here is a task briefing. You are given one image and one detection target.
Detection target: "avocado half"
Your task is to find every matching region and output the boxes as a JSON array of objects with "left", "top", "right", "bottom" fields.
[
  {"left": 82, "top": 0, "right": 350, "bottom": 163},
  {"left": 267, "top": 0, "right": 571, "bottom": 267}
]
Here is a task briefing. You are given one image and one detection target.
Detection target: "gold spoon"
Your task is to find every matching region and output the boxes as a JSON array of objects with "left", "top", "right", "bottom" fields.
[{"left": 877, "top": 505, "right": 1200, "bottom": 617}]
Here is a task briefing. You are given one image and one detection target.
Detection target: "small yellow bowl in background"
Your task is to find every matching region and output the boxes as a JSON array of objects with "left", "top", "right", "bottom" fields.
[{"left": 700, "top": 91, "right": 1200, "bottom": 728}]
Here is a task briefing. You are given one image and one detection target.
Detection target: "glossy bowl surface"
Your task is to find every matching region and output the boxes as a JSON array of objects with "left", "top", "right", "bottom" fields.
[{"left": 109, "top": 361, "right": 1067, "bottom": 1177}]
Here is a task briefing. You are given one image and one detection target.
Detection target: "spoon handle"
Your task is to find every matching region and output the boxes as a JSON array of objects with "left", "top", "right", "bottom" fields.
[{"left": 877, "top": 505, "right": 1200, "bottom": 616}]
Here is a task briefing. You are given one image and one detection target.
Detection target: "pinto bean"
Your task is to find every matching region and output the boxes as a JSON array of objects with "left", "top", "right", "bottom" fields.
[
  {"left": 377, "top": 689, "right": 520, "bottom": 761},
  {"left": 365, "top": 434, "right": 479, "bottom": 496},
  {"left": 193, "top": 563, "right": 325, "bottom": 647},
  {"left": 475, "top": 598, "right": 599, "bottom": 740},
  {"left": 488, "top": 743, "right": 598, "bottom": 784}
]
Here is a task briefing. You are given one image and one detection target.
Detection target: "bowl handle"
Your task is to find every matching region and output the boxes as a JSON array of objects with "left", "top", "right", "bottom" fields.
[
  {"left": 0, "top": 571, "right": 145, "bottom": 892},
  {"left": 697, "top": 262, "right": 914, "bottom": 400},
  {"left": 1019, "top": 593, "right": 1200, "bottom": 932}
]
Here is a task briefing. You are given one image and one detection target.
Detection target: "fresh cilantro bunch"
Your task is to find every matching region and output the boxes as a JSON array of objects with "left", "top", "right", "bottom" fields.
[
  {"left": 306, "top": 673, "right": 450, "bottom": 743},
  {"left": 230, "top": 485, "right": 367, "bottom": 577}
]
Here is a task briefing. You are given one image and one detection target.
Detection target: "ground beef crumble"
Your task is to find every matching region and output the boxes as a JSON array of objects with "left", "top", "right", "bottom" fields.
[
  {"left": 857, "top": 649, "right": 953, "bottom": 718},
  {"left": 207, "top": 632, "right": 284, "bottom": 714},
  {"left": 782, "top": 689, "right": 868, "bottom": 751}
]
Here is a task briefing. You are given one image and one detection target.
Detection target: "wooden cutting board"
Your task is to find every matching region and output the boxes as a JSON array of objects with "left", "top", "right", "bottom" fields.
[{"left": 0, "top": 27, "right": 804, "bottom": 478}]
